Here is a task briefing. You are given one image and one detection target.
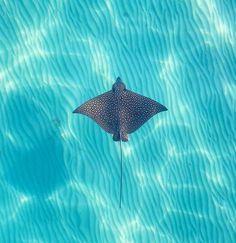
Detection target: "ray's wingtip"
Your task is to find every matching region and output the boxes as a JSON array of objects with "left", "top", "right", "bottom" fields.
[{"left": 73, "top": 108, "right": 79, "bottom": 114}]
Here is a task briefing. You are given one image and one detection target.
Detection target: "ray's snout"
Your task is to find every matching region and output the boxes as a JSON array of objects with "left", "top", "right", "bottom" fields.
[
  {"left": 116, "top": 77, "right": 122, "bottom": 82},
  {"left": 113, "top": 77, "right": 126, "bottom": 91}
]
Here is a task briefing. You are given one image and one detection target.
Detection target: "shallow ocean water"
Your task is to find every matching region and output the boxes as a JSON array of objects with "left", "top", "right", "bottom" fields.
[{"left": 0, "top": 0, "right": 236, "bottom": 242}]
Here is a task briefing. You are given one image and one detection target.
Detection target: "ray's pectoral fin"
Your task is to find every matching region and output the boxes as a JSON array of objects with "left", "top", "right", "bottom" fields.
[
  {"left": 113, "top": 131, "right": 128, "bottom": 142},
  {"left": 123, "top": 90, "right": 168, "bottom": 134},
  {"left": 121, "top": 132, "right": 128, "bottom": 142},
  {"left": 73, "top": 91, "right": 116, "bottom": 134},
  {"left": 113, "top": 132, "right": 120, "bottom": 141}
]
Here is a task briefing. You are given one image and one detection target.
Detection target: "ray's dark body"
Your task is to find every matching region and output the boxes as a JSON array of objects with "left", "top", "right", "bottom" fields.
[
  {"left": 73, "top": 77, "right": 167, "bottom": 207},
  {"left": 73, "top": 77, "right": 167, "bottom": 141}
]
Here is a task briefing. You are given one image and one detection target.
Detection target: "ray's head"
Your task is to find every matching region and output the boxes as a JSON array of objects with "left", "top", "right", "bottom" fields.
[{"left": 112, "top": 77, "right": 126, "bottom": 92}]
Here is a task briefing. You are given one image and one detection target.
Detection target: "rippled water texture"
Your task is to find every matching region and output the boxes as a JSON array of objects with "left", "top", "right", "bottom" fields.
[{"left": 0, "top": 0, "right": 236, "bottom": 242}]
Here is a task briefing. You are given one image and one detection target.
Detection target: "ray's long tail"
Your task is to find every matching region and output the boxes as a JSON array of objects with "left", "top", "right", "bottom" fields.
[{"left": 119, "top": 139, "right": 123, "bottom": 208}]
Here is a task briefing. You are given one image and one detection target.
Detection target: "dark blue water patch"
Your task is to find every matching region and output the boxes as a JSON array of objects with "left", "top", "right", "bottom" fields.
[
  {"left": 0, "top": 196, "right": 99, "bottom": 242},
  {"left": 4, "top": 137, "right": 65, "bottom": 196},
  {"left": 2, "top": 93, "right": 67, "bottom": 197}
]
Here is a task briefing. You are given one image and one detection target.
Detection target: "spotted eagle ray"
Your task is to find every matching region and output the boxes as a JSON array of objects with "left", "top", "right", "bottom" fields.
[{"left": 73, "top": 77, "right": 167, "bottom": 207}]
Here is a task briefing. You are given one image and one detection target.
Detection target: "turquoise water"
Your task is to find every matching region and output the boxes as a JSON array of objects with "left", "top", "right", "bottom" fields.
[{"left": 0, "top": 0, "right": 236, "bottom": 242}]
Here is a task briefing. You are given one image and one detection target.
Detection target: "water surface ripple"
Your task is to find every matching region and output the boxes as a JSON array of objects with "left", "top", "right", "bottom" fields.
[{"left": 0, "top": 0, "right": 235, "bottom": 242}]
